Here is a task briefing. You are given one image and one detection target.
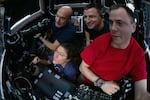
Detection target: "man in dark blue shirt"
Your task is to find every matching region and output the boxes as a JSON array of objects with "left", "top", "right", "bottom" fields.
[
  {"left": 34, "top": 6, "right": 76, "bottom": 58},
  {"left": 39, "top": 6, "right": 76, "bottom": 51},
  {"left": 48, "top": 21, "right": 76, "bottom": 45}
]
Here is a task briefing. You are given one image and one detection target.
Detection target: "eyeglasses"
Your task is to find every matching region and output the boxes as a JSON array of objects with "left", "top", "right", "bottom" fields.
[{"left": 54, "top": 50, "right": 67, "bottom": 57}]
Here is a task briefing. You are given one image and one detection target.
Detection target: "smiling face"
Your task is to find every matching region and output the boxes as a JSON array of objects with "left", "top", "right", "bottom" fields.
[
  {"left": 109, "top": 7, "right": 136, "bottom": 49},
  {"left": 83, "top": 7, "right": 103, "bottom": 30},
  {"left": 53, "top": 45, "right": 70, "bottom": 67}
]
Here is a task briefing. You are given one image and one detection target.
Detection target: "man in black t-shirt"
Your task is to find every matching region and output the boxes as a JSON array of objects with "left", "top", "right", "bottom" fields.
[{"left": 83, "top": 4, "right": 110, "bottom": 46}]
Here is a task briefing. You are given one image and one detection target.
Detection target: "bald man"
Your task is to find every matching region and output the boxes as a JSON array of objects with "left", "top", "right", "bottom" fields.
[
  {"left": 37, "top": 6, "right": 76, "bottom": 58},
  {"left": 55, "top": 6, "right": 73, "bottom": 28}
]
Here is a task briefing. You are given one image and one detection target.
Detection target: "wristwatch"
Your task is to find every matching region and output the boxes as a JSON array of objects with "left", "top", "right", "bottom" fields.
[{"left": 94, "top": 78, "right": 105, "bottom": 88}]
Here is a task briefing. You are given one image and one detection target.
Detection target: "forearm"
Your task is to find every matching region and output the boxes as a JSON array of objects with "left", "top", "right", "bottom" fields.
[
  {"left": 79, "top": 63, "right": 99, "bottom": 82},
  {"left": 85, "top": 31, "right": 90, "bottom": 46},
  {"left": 134, "top": 91, "right": 150, "bottom": 100},
  {"left": 134, "top": 79, "right": 150, "bottom": 100},
  {"left": 79, "top": 61, "right": 120, "bottom": 95},
  {"left": 39, "top": 36, "right": 55, "bottom": 50},
  {"left": 39, "top": 59, "right": 51, "bottom": 65},
  {"left": 86, "top": 40, "right": 90, "bottom": 46}
]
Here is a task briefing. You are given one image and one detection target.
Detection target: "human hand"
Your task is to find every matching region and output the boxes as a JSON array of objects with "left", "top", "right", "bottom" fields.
[
  {"left": 32, "top": 56, "right": 40, "bottom": 64},
  {"left": 101, "top": 81, "right": 120, "bottom": 95}
]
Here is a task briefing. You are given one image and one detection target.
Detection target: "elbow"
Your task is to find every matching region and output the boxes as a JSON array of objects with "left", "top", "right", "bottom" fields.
[
  {"left": 79, "top": 64, "right": 86, "bottom": 74},
  {"left": 79, "top": 64, "right": 83, "bottom": 73},
  {"left": 79, "top": 66, "right": 82, "bottom": 73},
  {"left": 79, "top": 61, "right": 89, "bottom": 74}
]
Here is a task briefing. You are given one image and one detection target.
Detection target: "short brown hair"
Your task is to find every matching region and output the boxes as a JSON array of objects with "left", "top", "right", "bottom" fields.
[{"left": 110, "top": 4, "right": 135, "bottom": 23}]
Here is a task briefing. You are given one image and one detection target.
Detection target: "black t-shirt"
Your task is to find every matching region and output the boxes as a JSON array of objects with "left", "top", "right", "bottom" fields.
[{"left": 86, "top": 20, "right": 109, "bottom": 40}]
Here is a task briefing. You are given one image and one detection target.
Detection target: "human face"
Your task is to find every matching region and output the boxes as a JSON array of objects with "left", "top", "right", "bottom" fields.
[
  {"left": 53, "top": 46, "right": 70, "bottom": 66},
  {"left": 109, "top": 7, "right": 136, "bottom": 48},
  {"left": 84, "top": 8, "right": 102, "bottom": 30},
  {"left": 55, "top": 8, "right": 70, "bottom": 28}
]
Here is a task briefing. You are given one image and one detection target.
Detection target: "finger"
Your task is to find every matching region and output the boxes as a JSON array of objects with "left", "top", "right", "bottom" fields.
[
  {"left": 111, "top": 88, "right": 118, "bottom": 94},
  {"left": 106, "top": 91, "right": 113, "bottom": 96},
  {"left": 107, "top": 89, "right": 115, "bottom": 95},
  {"left": 108, "top": 86, "right": 119, "bottom": 95},
  {"left": 112, "top": 84, "right": 120, "bottom": 90}
]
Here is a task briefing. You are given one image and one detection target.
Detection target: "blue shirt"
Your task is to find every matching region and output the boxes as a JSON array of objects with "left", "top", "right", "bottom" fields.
[
  {"left": 49, "top": 21, "right": 76, "bottom": 43},
  {"left": 49, "top": 55, "right": 77, "bottom": 80}
]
